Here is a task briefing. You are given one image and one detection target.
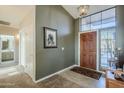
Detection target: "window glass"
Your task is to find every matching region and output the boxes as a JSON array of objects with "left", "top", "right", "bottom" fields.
[
  {"left": 91, "top": 13, "right": 101, "bottom": 30},
  {"left": 80, "top": 8, "right": 116, "bottom": 32},
  {"left": 81, "top": 16, "right": 91, "bottom": 31},
  {"left": 102, "top": 8, "right": 115, "bottom": 29}
]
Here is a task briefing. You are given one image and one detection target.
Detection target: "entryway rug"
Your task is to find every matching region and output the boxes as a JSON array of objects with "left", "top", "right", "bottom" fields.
[{"left": 71, "top": 67, "right": 102, "bottom": 80}]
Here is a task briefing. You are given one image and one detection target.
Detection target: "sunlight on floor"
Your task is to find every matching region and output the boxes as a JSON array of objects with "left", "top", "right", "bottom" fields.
[{"left": 0, "top": 65, "right": 24, "bottom": 79}]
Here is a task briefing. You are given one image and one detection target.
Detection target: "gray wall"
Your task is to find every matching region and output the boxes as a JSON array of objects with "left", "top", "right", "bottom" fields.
[
  {"left": 35, "top": 5, "right": 75, "bottom": 80},
  {"left": 116, "top": 6, "right": 124, "bottom": 62},
  {"left": 74, "top": 19, "right": 79, "bottom": 65}
]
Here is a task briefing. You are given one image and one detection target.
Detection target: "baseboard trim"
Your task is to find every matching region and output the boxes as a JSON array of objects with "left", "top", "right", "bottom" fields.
[{"left": 34, "top": 64, "right": 77, "bottom": 83}]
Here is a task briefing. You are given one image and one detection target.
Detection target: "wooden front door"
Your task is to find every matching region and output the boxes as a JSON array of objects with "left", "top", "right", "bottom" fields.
[{"left": 80, "top": 31, "right": 96, "bottom": 70}]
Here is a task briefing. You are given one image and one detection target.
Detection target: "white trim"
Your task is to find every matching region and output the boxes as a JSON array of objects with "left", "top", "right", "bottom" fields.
[
  {"left": 34, "top": 64, "right": 77, "bottom": 83},
  {"left": 80, "top": 30, "right": 96, "bottom": 34},
  {"left": 96, "top": 30, "right": 100, "bottom": 71},
  {"left": 78, "top": 32, "right": 80, "bottom": 66},
  {"left": 32, "top": 5, "right": 36, "bottom": 83},
  {"left": 78, "top": 18, "right": 80, "bottom": 66},
  {"left": 19, "top": 31, "right": 21, "bottom": 66}
]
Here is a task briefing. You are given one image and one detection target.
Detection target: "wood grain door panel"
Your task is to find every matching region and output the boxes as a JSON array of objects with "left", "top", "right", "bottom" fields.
[{"left": 80, "top": 32, "right": 96, "bottom": 70}]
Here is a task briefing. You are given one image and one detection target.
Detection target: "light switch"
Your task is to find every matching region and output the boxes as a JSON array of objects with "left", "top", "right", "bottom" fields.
[{"left": 62, "top": 47, "right": 64, "bottom": 51}]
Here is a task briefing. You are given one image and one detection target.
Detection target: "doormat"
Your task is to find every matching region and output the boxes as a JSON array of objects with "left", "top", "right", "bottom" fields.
[{"left": 71, "top": 67, "right": 102, "bottom": 80}]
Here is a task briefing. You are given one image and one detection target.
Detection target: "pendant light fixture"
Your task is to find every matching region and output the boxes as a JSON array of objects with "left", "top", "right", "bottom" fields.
[{"left": 78, "top": 5, "right": 89, "bottom": 17}]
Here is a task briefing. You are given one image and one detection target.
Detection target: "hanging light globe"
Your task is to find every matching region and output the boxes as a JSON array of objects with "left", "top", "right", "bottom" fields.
[{"left": 78, "top": 5, "right": 89, "bottom": 17}]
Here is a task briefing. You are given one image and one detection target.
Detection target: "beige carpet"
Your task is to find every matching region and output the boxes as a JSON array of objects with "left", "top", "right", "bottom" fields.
[
  {"left": 0, "top": 73, "right": 37, "bottom": 88},
  {"left": 0, "top": 73, "right": 81, "bottom": 88},
  {"left": 37, "top": 75, "right": 81, "bottom": 88}
]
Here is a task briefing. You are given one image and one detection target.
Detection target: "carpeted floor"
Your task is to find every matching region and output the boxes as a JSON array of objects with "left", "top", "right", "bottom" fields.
[
  {"left": 71, "top": 67, "right": 102, "bottom": 80},
  {"left": 37, "top": 75, "right": 81, "bottom": 88},
  {"left": 0, "top": 66, "right": 105, "bottom": 88},
  {"left": 0, "top": 73, "right": 37, "bottom": 88},
  {"left": 0, "top": 73, "right": 81, "bottom": 88}
]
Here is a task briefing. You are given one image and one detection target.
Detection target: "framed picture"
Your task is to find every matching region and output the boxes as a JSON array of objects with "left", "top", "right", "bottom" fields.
[{"left": 44, "top": 27, "right": 57, "bottom": 48}]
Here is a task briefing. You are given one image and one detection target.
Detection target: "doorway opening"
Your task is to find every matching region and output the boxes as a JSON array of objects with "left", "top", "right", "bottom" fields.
[{"left": 0, "top": 6, "right": 35, "bottom": 82}]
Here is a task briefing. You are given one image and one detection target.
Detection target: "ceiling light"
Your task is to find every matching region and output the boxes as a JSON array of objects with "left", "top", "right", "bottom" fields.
[{"left": 78, "top": 5, "right": 89, "bottom": 17}]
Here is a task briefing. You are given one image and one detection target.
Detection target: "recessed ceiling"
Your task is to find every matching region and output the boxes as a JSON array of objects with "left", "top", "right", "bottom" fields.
[
  {"left": 0, "top": 5, "right": 34, "bottom": 28},
  {"left": 62, "top": 5, "right": 115, "bottom": 19}
]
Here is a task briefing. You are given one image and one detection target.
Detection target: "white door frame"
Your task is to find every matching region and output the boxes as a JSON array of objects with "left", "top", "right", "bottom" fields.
[
  {"left": 19, "top": 32, "right": 25, "bottom": 66},
  {"left": 19, "top": 30, "right": 36, "bottom": 82}
]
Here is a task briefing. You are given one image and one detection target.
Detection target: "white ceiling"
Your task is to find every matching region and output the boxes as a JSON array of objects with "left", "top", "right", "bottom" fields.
[
  {"left": 62, "top": 5, "right": 115, "bottom": 19},
  {"left": 0, "top": 5, "right": 115, "bottom": 29},
  {"left": 0, "top": 5, "right": 34, "bottom": 28}
]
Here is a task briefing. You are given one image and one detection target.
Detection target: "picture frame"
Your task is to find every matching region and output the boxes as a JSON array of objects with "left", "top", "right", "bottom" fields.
[{"left": 44, "top": 27, "right": 57, "bottom": 48}]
